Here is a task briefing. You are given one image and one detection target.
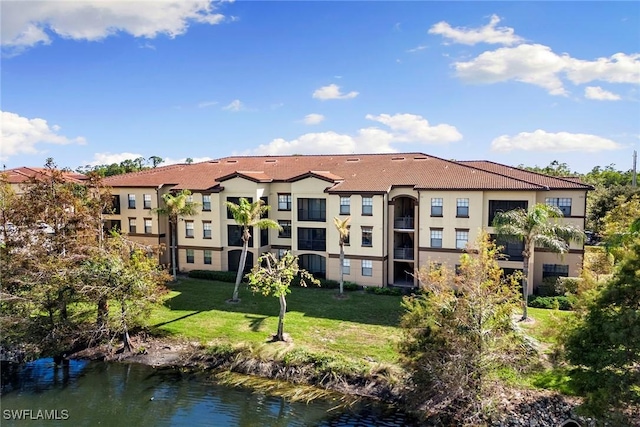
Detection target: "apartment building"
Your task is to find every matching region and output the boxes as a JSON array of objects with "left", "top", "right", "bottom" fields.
[{"left": 103, "top": 153, "right": 592, "bottom": 294}]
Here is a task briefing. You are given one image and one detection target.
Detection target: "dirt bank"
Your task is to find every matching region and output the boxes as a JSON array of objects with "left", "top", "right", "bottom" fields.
[{"left": 69, "top": 336, "right": 637, "bottom": 427}]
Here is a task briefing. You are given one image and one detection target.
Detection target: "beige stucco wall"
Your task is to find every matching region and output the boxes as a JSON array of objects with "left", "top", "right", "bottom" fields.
[
  {"left": 417, "top": 190, "right": 484, "bottom": 249},
  {"left": 326, "top": 256, "right": 384, "bottom": 287}
]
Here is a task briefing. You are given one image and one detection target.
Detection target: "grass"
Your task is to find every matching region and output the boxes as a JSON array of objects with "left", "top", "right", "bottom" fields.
[
  {"left": 148, "top": 278, "right": 406, "bottom": 364},
  {"left": 518, "top": 307, "right": 574, "bottom": 345}
]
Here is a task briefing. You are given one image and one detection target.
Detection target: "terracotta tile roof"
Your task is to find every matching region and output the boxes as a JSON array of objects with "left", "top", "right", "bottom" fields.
[
  {"left": 102, "top": 153, "right": 592, "bottom": 193},
  {"left": 458, "top": 161, "right": 593, "bottom": 190},
  {"left": 3, "top": 167, "right": 87, "bottom": 184}
]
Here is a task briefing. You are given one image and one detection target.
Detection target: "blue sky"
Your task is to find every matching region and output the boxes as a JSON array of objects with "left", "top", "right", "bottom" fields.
[{"left": 2, "top": 1, "right": 639, "bottom": 173}]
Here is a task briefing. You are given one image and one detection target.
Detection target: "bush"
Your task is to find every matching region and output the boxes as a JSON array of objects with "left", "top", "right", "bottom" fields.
[
  {"left": 557, "top": 277, "right": 582, "bottom": 295},
  {"left": 187, "top": 270, "right": 238, "bottom": 283},
  {"left": 365, "top": 286, "right": 402, "bottom": 296},
  {"left": 537, "top": 276, "right": 560, "bottom": 296},
  {"left": 527, "top": 295, "right": 576, "bottom": 311}
]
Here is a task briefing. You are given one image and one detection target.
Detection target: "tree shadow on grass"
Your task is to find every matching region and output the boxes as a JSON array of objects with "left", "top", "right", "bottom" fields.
[
  {"left": 161, "top": 280, "right": 404, "bottom": 327},
  {"left": 245, "top": 315, "right": 268, "bottom": 332}
]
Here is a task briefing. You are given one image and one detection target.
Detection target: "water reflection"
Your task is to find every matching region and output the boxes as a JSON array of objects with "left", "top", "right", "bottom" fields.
[{"left": 1, "top": 360, "right": 416, "bottom": 426}]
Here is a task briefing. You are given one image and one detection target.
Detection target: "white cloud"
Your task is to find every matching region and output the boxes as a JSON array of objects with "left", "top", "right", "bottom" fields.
[
  {"left": 365, "top": 113, "right": 462, "bottom": 143},
  {"left": 2, "top": 0, "right": 228, "bottom": 55},
  {"left": 197, "top": 100, "right": 218, "bottom": 108},
  {"left": 584, "top": 86, "right": 621, "bottom": 101},
  {"left": 87, "top": 152, "right": 145, "bottom": 166},
  {"left": 302, "top": 113, "right": 325, "bottom": 125},
  {"left": 455, "top": 44, "right": 569, "bottom": 95},
  {"left": 312, "top": 84, "right": 359, "bottom": 100},
  {"left": 223, "top": 99, "right": 244, "bottom": 111},
  {"left": 429, "top": 14, "right": 523, "bottom": 46},
  {"left": 455, "top": 45, "right": 640, "bottom": 96},
  {"left": 0, "top": 110, "right": 86, "bottom": 161},
  {"left": 407, "top": 45, "right": 428, "bottom": 53},
  {"left": 248, "top": 113, "right": 461, "bottom": 155},
  {"left": 566, "top": 53, "right": 640, "bottom": 85},
  {"left": 491, "top": 130, "right": 622, "bottom": 152}
]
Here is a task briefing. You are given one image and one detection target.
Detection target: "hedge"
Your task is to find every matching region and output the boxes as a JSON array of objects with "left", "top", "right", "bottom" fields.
[{"left": 527, "top": 295, "right": 576, "bottom": 311}]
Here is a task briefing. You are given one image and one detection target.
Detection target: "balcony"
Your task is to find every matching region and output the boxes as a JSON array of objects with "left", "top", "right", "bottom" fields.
[
  {"left": 394, "top": 247, "right": 414, "bottom": 260},
  {"left": 297, "top": 239, "right": 326, "bottom": 252},
  {"left": 394, "top": 216, "right": 414, "bottom": 229}
]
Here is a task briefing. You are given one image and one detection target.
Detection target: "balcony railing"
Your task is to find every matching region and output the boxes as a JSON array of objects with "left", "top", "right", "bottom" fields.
[
  {"left": 394, "top": 216, "right": 414, "bottom": 229},
  {"left": 297, "top": 239, "right": 326, "bottom": 252},
  {"left": 394, "top": 247, "right": 414, "bottom": 260}
]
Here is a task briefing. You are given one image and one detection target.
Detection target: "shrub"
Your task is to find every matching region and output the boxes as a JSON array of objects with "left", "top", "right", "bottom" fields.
[
  {"left": 557, "top": 277, "right": 582, "bottom": 295},
  {"left": 365, "top": 286, "right": 402, "bottom": 296},
  {"left": 537, "top": 276, "right": 560, "bottom": 296},
  {"left": 527, "top": 295, "right": 576, "bottom": 311},
  {"left": 187, "top": 270, "right": 238, "bottom": 283}
]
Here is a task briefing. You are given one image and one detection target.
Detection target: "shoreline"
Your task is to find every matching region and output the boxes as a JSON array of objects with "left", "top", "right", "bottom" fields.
[{"left": 67, "top": 335, "right": 608, "bottom": 427}]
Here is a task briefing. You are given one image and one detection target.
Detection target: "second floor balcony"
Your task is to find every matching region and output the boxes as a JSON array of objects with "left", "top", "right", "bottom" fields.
[
  {"left": 394, "top": 216, "right": 414, "bottom": 229},
  {"left": 394, "top": 247, "right": 414, "bottom": 260}
]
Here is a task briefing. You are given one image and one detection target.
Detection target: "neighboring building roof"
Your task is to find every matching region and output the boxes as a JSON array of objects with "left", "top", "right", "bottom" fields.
[
  {"left": 3, "top": 167, "right": 88, "bottom": 185},
  {"left": 458, "top": 161, "right": 593, "bottom": 190},
  {"left": 102, "top": 153, "right": 593, "bottom": 193}
]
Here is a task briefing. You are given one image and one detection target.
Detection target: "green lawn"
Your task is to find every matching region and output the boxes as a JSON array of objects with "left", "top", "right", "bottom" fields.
[
  {"left": 148, "top": 278, "right": 406, "bottom": 364},
  {"left": 518, "top": 307, "right": 574, "bottom": 345}
]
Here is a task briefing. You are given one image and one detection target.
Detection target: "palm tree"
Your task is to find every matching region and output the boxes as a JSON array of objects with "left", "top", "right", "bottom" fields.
[
  {"left": 493, "top": 203, "right": 584, "bottom": 321},
  {"left": 333, "top": 216, "right": 351, "bottom": 295},
  {"left": 226, "top": 197, "right": 281, "bottom": 302},
  {"left": 153, "top": 189, "right": 199, "bottom": 281}
]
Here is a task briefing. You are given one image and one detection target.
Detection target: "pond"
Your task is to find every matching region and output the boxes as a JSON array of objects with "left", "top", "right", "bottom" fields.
[{"left": 1, "top": 359, "right": 418, "bottom": 426}]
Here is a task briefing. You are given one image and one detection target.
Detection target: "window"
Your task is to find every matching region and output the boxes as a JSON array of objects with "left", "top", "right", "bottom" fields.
[
  {"left": 431, "top": 198, "right": 443, "bottom": 217},
  {"left": 344, "top": 226, "right": 350, "bottom": 246},
  {"left": 277, "top": 249, "right": 288, "bottom": 259},
  {"left": 143, "top": 194, "right": 152, "bottom": 209},
  {"left": 342, "top": 258, "right": 350, "bottom": 275},
  {"left": 278, "top": 194, "right": 292, "bottom": 211},
  {"left": 227, "top": 197, "right": 252, "bottom": 219},
  {"left": 185, "top": 221, "right": 194, "bottom": 238},
  {"left": 128, "top": 218, "right": 136, "bottom": 233},
  {"left": 488, "top": 200, "right": 528, "bottom": 225},
  {"left": 340, "top": 196, "right": 351, "bottom": 215},
  {"left": 144, "top": 218, "right": 152, "bottom": 234},
  {"left": 260, "top": 228, "right": 269, "bottom": 246},
  {"left": 546, "top": 198, "right": 572, "bottom": 216},
  {"left": 106, "top": 195, "right": 121, "bottom": 215},
  {"left": 203, "top": 250, "right": 212, "bottom": 265},
  {"left": 298, "top": 198, "right": 326, "bottom": 222},
  {"left": 430, "top": 228, "right": 443, "bottom": 248},
  {"left": 456, "top": 198, "right": 469, "bottom": 218},
  {"left": 362, "top": 260, "right": 373, "bottom": 277},
  {"left": 203, "top": 221, "right": 212, "bottom": 239},
  {"left": 187, "top": 194, "right": 194, "bottom": 203},
  {"left": 202, "top": 195, "right": 211, "bottom": 211},
  {"left": 128, "top": 194, "right": 136, "bottom": 209},
  {"left": 260, "top": 197, "right": 269, "bottom": 219},
  {"left": 456, "top": 229, "right": 469, "bottom": 249},
  {"left": 361, "top": 226, "right": 373, "bottom": 247},
  {"left": 278, "top": 220, "right": 291, "bottom": 238},
  {"left": 362, "top": 197, "right": 373, "bottom": 216},
  {"left": 186, "top": 249, "right": 194, "bottom": 264},
  {"left": 228, "top": 225, "right": 251, "bottom": 247},
  {"left": 542, "top": 264, "right": 569, "bottom": 279},
  {"left": 491, "top": 234, "right": 524, "bottom": 261},
  {"left": 297, "top": 227, "right": 326, "bottom": 251}
]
